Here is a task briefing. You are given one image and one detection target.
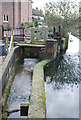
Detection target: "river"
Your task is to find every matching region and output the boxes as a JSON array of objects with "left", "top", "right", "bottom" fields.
[
  {"left": 7, "top": 58, "right": 38, "bottom": 119},
  {"left": 45, "top": 34, "right": 81, "bottom": 118}
]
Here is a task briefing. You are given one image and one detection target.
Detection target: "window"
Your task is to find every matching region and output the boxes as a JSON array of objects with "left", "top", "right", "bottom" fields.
[{"left": 3, "top": 15, "right": 9, "bottom": 22}]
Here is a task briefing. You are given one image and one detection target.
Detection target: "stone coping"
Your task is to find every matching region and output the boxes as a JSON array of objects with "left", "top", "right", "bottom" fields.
[
  {"left": 28, "top": 60, "right": 49, "bottom": 118},
  {"left": 46, "top": 39, "right": 57, "bottom": 42},
  {"left": 16, "top": 43, "right": 45, "bottom": 48}
]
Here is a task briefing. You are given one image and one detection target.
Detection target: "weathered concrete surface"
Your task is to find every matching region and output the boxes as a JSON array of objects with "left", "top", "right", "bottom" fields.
[
  {"left": 28, "top": 60, "right": 49, "bottom": 118},
  {"left": 16, "top": 43, "right": 45, "bottom": 48},
  {"left": 0, "top": 46, "right": 19, "bottom": 94}
]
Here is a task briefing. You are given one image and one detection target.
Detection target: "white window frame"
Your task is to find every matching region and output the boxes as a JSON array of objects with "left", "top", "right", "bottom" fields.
[{"left": 3, "top": 15, "right": 9, "bottom": 22}]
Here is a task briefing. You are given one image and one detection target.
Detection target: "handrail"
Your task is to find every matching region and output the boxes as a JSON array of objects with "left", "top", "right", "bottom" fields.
[
  {"left": 6, "top": 30, "right": 14, "bottom": 54},
  {"left": 8, "top": 30, "right": 13, "bottom": 53}
]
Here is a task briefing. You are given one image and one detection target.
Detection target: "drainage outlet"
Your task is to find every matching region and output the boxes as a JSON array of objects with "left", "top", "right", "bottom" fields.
[{"left": 20, "top": 104, "right": 29, "bottom": 116}]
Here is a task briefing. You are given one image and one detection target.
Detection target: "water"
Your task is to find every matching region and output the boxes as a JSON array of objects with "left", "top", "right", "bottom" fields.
[
  {"left": 45, "top": 35, "right": 81, "bottom": 118},
  {"left": 7, "top": 58, "right": 38, "bottom": 119}
]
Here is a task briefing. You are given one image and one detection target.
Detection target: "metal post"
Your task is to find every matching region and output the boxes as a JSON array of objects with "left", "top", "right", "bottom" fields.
[
  {"left": 23, "top": 28, "right": 24, "bottom": 41},
  {"left": 59, "top": 26, "right": 61, "bottom": 33},
  {"left": 2, "top": 25, "right": 4, "bottom": 40},
  {"left": 31, "top": 28, "right": 34, "bottom": 43},
  {"left": 6, "top": 34, "right": 8, "bottom": 54},
  {"left": 11, "top": 30, "right": 14, "bottom": 47},
  {"left": 44, "top": 27, "right": 48, "bottom": 44},
  {"left": 53, "top": 27, "right": 55, "bottom": 38}
]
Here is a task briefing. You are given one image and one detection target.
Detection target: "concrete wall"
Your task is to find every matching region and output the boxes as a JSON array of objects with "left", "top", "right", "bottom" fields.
[
  {"left": 0, "top": 46, "right": 19, "bottom": 95},
  {"left": 28, "top": 60, "right": 49, "bottom": 118},
  {"left": 39, "top": 39, "right": 58, "bottom": 60}
]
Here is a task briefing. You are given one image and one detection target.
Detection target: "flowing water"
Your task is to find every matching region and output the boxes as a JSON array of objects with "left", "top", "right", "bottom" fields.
[
  {"left": 45, "top": 34, "right": 81, "bottom": 118},
  {"left": 7, "top": 58, "right": 38, "bottom": 119}
]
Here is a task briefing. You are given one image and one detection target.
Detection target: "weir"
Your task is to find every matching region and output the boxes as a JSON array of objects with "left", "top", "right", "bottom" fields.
[{"left": 0, "top": 27, "right": 69, "bottom": 119}]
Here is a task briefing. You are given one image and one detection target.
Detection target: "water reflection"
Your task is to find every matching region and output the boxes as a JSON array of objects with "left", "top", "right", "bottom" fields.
[{"left": 45, "top": 35, "right": 81, "bottom": 118}]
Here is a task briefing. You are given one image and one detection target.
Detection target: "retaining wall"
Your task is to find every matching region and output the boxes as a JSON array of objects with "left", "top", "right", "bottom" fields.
[
  {"left": 28, "top": 60, "right": 49, "bottom": 118},
  {"left": 0, "top": 46, "right": 19, "bottom": 95}
]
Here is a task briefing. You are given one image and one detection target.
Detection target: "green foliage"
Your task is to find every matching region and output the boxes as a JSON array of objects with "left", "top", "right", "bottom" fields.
[
  {"left": 32, "top": 8, "right": 44, "bottom": 17},
  {"left": 19, "top": 22, "right": 34, "bottom": 28},
  {"left": 4, "top": 24, "right": 11, "bottom": 31},
  {"left": 34, "top": 20, "right": 38, "bottom": 27},
  {"left": 45, "top": 0, "right": 79, "bottom": 36},
  {"left": 25, "top": 22, "right": 34, "bottom": 27},
  {"left": 48, "top": 27, "right": 53, "bottom": 33},
  {"left": 6, "top": 24, "right": 11, "bottom": 30}
]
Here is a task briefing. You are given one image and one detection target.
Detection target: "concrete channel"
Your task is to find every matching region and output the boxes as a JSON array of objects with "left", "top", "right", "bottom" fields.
[{"left": 1, "top": 35, "right": 69, "bottom": 119}]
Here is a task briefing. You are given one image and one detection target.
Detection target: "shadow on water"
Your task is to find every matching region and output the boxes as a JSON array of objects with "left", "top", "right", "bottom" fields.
[{"left": 45, "top": 35, "right": 81, "bottom": 118}]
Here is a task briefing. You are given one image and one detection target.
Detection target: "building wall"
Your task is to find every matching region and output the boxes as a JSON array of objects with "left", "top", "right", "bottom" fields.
[
  {"left": 29, "top": 1, "right": 32, "bottom": 22},
  {"left": 18, "top": 1, "right": 21, "bottom": 27},
  {"left": 14, "top": 1, "right": 19, "bottom": 28},
  {"left": 21, "top": 2, "right": 28, "bottom": 23},
  {"left": 21, "top": 1, "right": 32, "bottom": 23},
  {"left": 0, "top": 1, "right": 2, "bottom": 39},
  {"left": 2, "top": 2, "right": 14, "bottom": 28},
  {"left": 2, "top": 0, "right": 32, "bottom": 29},
  {"left": 79, "top": 1, "right": 81, "bottom": 40},
  {"left": 0, "top": 1, "right": 2, "bottom": 26}
]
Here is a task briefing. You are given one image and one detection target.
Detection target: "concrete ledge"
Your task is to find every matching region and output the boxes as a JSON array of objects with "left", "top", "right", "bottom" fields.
[
  {"left": 28, "top": 60, "right": 49, "bottom": 118},
  {"left": 16, "top": 43, "right": 45, "bottom": 48}
]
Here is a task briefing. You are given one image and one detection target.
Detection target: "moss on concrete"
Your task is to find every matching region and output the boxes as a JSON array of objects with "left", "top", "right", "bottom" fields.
[
  {"left": 28, "top": 60, "right": 49, "bottom": 118},
  {"left": 1, "top": 57, "right": 21, "bottom": 119},
  {"left": 6, "top": 109, "right": 19, "bottom": 115},
  {"left": 61, "top": 34, "right": 69, "bottom": 52},
  {"left": 2, "top": 112, "right": 8, "bottom": 120},
  {"left": 2, "top": 67, "right": 15, "bottom": 116}
]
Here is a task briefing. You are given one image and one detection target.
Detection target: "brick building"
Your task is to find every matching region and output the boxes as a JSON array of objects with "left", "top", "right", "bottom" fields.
[
  {"left": 79, "top": 1, "right": 81, "bottom": 40},
  {"left": 0, "top": 0, "right": 33, "bottom": 28}
]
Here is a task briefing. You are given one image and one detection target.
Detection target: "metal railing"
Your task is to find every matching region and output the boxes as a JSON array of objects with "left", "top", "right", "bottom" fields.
[
  {"left": 3, "top": 27, "right": 48, "bottom": 44},
  {"left": 25, "top": 27, "right": 48, "bottom": 43},
  {"left": 3, "top": 28, "right": 25, "bottom": 42}
]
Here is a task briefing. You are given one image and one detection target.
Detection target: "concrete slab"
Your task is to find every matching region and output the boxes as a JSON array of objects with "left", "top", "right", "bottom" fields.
[
  {"left": 28, "top": 60, "right": 49, "bottom": 118},
  {"left": 16, "top": 43, "right": 45, "bottom": 48}
]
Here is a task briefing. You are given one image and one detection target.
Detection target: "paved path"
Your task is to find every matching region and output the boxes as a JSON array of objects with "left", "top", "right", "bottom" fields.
[{"left": 0, "top": 56, "right": 6, "bottom": 65}]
